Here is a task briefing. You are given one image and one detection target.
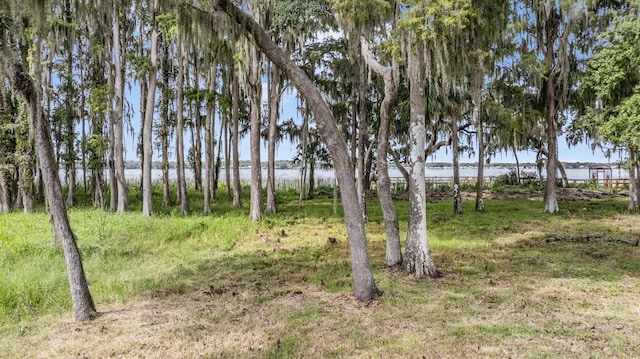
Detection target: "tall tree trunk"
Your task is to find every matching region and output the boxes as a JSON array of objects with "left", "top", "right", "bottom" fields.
[
  {"left": 142, "top": 0, "right": 159, "bottom": 216},
  {"left": 265, "top": 64, "right": 280, "bottom": 214},
  {"left": 224, "top": 101, "right": 231, "bottom": 199},
  {"left": 193, "top": 57, "right": 203, "bottom": 193},
  {"left": 543, "top": 14, "right": 559, "bottom": 213},
  {"left": 112, "top": 7, "right": 128, "bottom": 213},
  {"left": 176, "top": 40, "right": 189, "bottom": 215},
  {"left": 452, "top": 117, "right": 462, "bottom": 214},
  {"left": 474, "top": 51, "right": 485, "bottom": 212},
  {"left": 231, "top": 67, "right": 242, "bottom": 208},
  {"left": 356, "top": 64, "right": 368, "bottom": 221},
  {"left": 360, "top": 37, "right": 401, "bottom": 266},
  {"left": 160, "top": 42, "right": 171, "bottom": 207},
  {"left": 249, "top": 45, "right": 263, "bottom": 221},
  {"left": 404, "top": 41, "right": 438, "bottom": 278},
  {"left": 204, "top": 64, "right": 217, "bottom": 214},
  {"left": 200, "top": 0, "right": 378, "bottom": 301},
  {"left": 64, "top": 0, "right": 76, "bottom": 208},
  {"left": 11, "top": 62, "right": 98, "bottom": 322},
  {"left": 107, "top": 67, "right": 117, "bottom": 212}
]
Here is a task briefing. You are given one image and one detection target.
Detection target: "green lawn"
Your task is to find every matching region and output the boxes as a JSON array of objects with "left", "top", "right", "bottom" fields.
[{"left": 1, "top": 188, "right": 639, "bottom": 358}]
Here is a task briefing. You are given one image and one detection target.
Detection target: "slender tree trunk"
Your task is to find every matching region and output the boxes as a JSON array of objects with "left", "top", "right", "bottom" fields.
[
  {"left": 474, "top": 52, "right": 485, "bottom": 212},
  {"left": 265, "top": 64, "right": 280, "bottom": 214},
  {"left": 108, "top": 74, "right": 117, "bottom": 212},
  {"left": 356, "top": 64, "right": 368, "bottom": 221},
  {"left": 298, "top": 109, "right": 308, "bottom": 206},
  {"left": 360, "top": 37, "right": 401, "bottom": 266},
  {"left": 11, "top": 63, "right": 98, "bottom": 322},
  {"left": 231, "top": 67, "right": 242, "bottom": 208},
  {"left": 452, "top": 117, "right": 462, "bottom": 214},
  {"left": 404, "top": 40, "right": 438, "bottom": 278},
  {"left": 249, "top": 45, "right": 263, "bottom": 221},
  {"left": 201, "top": 0, "right": 378, "bottom": 301},
  {"left": 112, "top": 7, "right": 128, "bottom": 213},
  {"left": 160, "top": 43, "right": 171, "bottom": 207},
  {"left": 543, "top": 17, "right": 559, "bottom": 213},
  {"left": 475, "top": 116, "right": 485, "bottom": 211},
  {"left": 224, "top": 103, "right": 231, "bottom": 198},
  {"left": 628, "top": 148, "right": 638, "bottom": 211},
  {"left": 204, "top": 64, "right": 217, "bottom": 214},
  {"left": 176, "top": 41, "right": 189, "bottom": 215},
  {"left": 513, "top": 147, "right": 521, "bottom": 184},
  {"left": 142, "top": 0, "right": 159, "bottom": 216},
  {"left": 193, "top": 57, "right": 203, "bottom": 193}
]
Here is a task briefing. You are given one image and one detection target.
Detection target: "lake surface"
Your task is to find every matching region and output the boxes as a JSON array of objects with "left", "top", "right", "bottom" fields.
[{"left": 114, "top": 166, "right": 628, "bottom": 182}]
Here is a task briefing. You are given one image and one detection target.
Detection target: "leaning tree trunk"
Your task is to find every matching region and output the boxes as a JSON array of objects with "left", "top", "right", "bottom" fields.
[
  {"left": 11, "top": 63, "right": 98, "bottom": 322},
  {"left": 404, "top": 40, "right": 438, "bottom": 278},
  {"left": 249, "top": 44, "right": 263, "bottom": 222},
  {"left": 556, "top": 159, "right": 569, "bottom": 188},
  {"left": 197, "top": 0, "right": 378, "bottom": 301},
  {"left": 360, "top": 37, "right": 402, "bottom": 266}
]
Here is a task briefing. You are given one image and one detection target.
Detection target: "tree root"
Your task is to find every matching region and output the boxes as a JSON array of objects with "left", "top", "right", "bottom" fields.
[{"left": 545, "top": 233, "right": 639, "bottom": 246}]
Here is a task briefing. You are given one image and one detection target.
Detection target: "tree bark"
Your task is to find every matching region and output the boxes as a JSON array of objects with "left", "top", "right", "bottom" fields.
[
  {"left": 556, "top": 159, "right": 569, "bottom": 188},
  {"left": 194, "top": 0, "right": 378, "bottom": 301},
  {"left": 356, "top": 63, "right": 368, "bottom": 221},
  {"left": 404, "top": 41, "right": 438, "bottom": 278},
  {"left": 543, "top": 10, "right": 559, "bottom": 213},
  {"left": 231, "top": 66, "right": 242, "bottom": 208},
  {"left": 112, "top": 7, "right": 128, "bottom": 213},
  {"left": 360, "top": 37, "right": 401, "bottom": 267},
  {"left": 249, "top": 44, "right": 263, "bottom": 221},
  {"left": 265, "top": 64, "right": 280, "bottom": 214},
  {"left": 628, "top": 148, "right": 638, "bottom": 211},
  {"left": 176, "top": 40, "right": 190, "bottom": 215},
  {"left": 11, "top": 63, "right": 98, "bottom": 322},
  {"left": 452, "top": 116, "right": 462, "bottom": 214},
  {"left": 160, "top": 41, "right": 172, "bottom": 207},
  {"left": 142, "top": 0, "right": 159, "bottom": 216},
  {"left": 204, "top": 64, "right": 217, "bottom": 214}
]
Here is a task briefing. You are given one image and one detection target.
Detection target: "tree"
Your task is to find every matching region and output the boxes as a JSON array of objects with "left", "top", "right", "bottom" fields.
[
  {"left": 2, "top": 5, "right": 99, "bottom": 319},
  {"left": 403, "top": 37, "right": 438, "bottom": 277},
  {"left": 142, "top": 0, "right": 160, "bottom": 216},
  {"left": 360, "top": 36, "right": 402, "bottom": 266},
  {"left": 184, "top": 0, "right": 379, "bottom": 301},
  {"left": 576, "top": 0, "right": 640, "bottom": 210}
]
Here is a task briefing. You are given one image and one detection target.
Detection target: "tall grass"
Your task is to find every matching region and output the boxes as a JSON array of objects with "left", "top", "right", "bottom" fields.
[{"left": 1, "top": 184, "right": 639, "bottom": 357}]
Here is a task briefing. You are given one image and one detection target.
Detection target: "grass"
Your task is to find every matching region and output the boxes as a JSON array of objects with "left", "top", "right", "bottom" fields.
[{"left": 0, "top": 186, "right": 639, "bottom": 358}]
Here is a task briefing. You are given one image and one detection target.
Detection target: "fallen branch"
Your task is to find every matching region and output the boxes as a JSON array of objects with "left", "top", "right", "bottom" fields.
[{"left": 545, "top": 234, "right": 639, "bottom": 246}]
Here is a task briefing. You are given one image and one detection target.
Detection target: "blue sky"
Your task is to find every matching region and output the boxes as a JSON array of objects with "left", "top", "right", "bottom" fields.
[{"left": 122, "top": 82, "right": 619, "bottom": 165}]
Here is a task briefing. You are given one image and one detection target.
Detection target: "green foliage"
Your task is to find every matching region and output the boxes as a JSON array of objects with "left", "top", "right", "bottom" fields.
[{"left": 576, "top": 2, "right": 640, "bottom": 150}]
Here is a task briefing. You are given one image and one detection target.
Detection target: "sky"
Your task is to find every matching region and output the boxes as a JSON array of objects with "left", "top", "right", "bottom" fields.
[{"left": 121, "top": 84, "right": 620, "bottom": 166}]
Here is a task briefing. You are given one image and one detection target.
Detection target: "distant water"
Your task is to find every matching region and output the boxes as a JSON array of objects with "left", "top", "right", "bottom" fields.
[{"left": 112, "top": 166, "right": 628, "bottom": 182}]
